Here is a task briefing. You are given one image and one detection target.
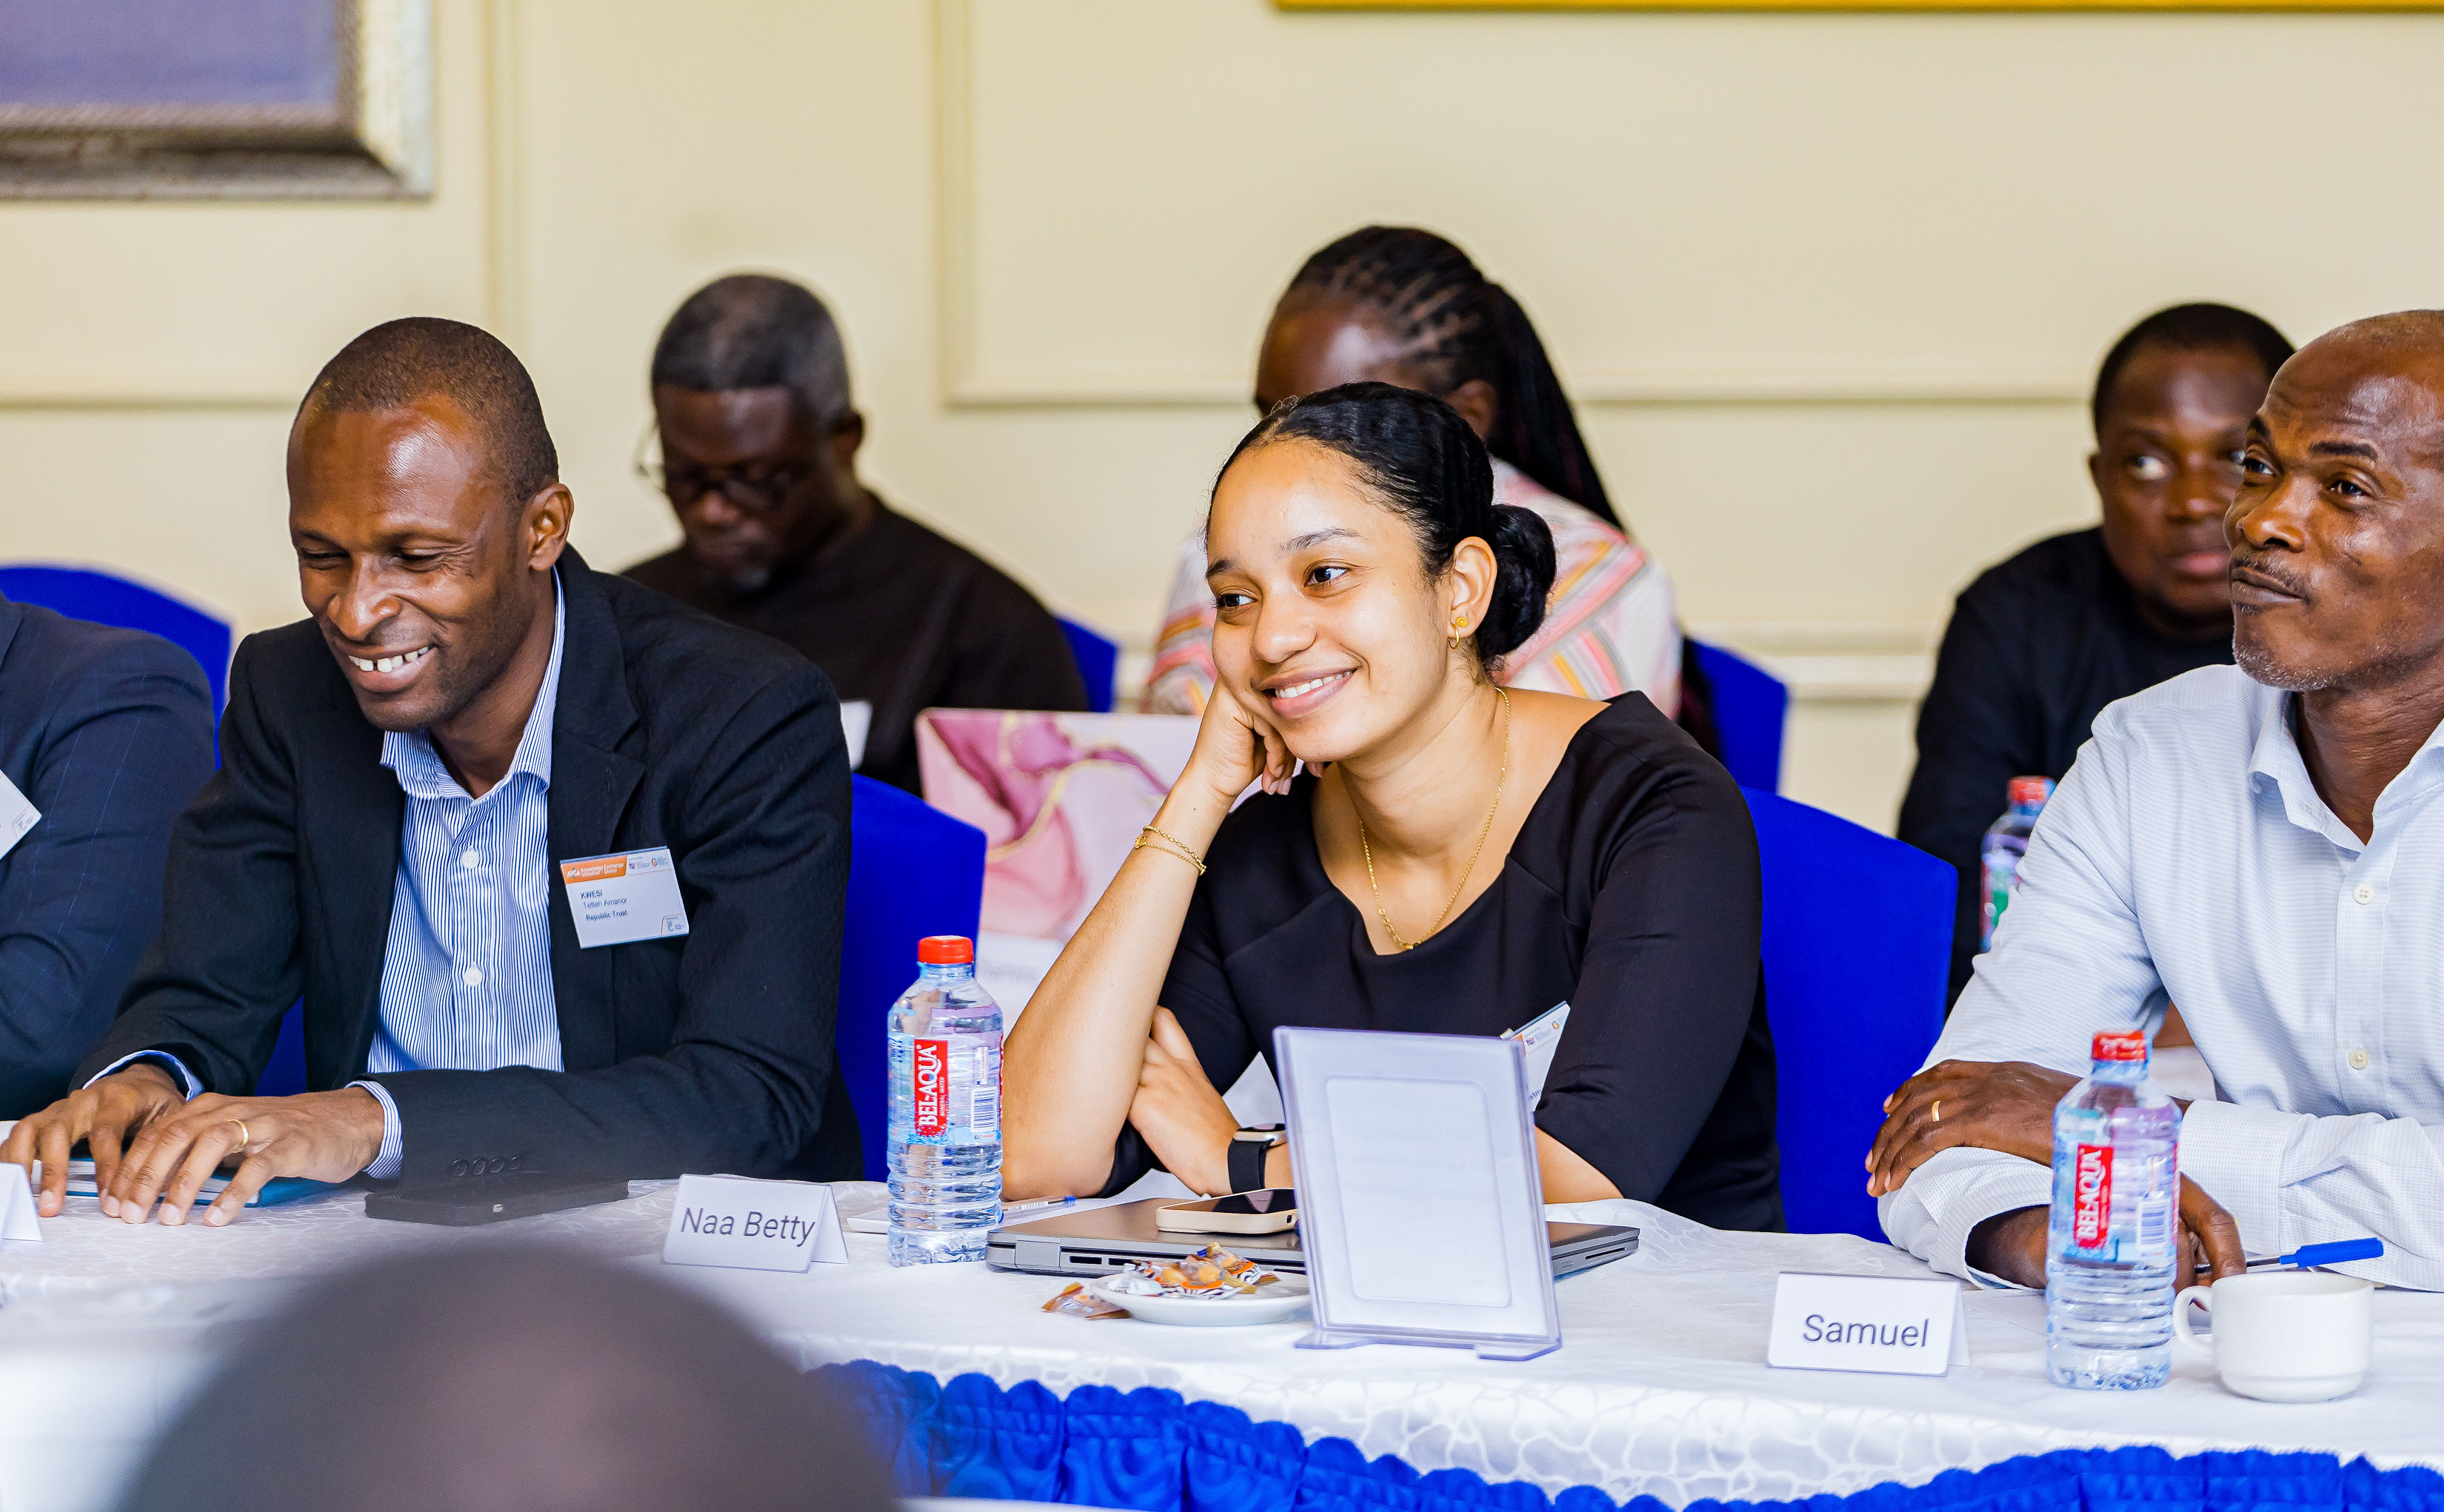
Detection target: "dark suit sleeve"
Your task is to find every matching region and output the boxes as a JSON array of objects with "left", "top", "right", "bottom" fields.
[
  {"left": 1534, "top": 759, "right": 1764, "bottom": 1204},
  {"left": 1896, "top": 589, "right": 2037, "bottom": 1003},
  {"left": 0, "top": 635, "right": 215, "bottom": 1115},
  {"left": 76, "top": 634, "right": 310, "bottom": 1094},
  {"left": 369, "top": 664, "right": 850, "bottom": 1182},
  {"left": 943, "top": 578, "right": 1089, "bottom": 715}
]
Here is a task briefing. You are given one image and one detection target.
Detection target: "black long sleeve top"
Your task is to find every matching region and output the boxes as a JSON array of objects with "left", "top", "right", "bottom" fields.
[{"left": 1108, "top": 695, "right": 1784, "bottom": 1232}]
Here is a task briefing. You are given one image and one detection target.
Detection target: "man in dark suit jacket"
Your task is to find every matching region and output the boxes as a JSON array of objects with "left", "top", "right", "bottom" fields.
[
  {"left": 0, "top": 596, "right": 216, "bottom": 1117},
  {"left": 2, "top": 318, "right": 856, "bottom": 1223}
]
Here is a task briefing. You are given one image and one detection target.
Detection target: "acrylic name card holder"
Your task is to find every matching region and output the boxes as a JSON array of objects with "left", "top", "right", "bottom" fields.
[{"left": 1274, "top": 1026, "right": 1560, "bottom": 1361}]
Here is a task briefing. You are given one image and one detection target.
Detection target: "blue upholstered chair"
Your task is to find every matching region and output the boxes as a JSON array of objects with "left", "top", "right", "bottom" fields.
[
  {"left": 0, "top": 563, "right": 233, "bottom": 715},
  {"left": 1746, "top": 787, "right": 1951, "bottom": 1240},
  {"left": 839, "top": 774, "right": 987, "bottom": 1179},
  {"left": 1058, "top": 616, "right": 1120, "bottom": 715},
  {"left": 1692, "top": 640, "right": 1790, "bottom": 794}
]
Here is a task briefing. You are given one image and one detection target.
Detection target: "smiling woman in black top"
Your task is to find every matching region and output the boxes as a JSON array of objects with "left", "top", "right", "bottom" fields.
[{"left": 1001, "top": 384, "right": 1780, "bottom": 1228}]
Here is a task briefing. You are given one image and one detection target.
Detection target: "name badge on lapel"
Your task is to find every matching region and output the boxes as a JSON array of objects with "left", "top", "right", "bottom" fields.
[
  {"left": 559, "top": 846, "right": 690, "bottom": 949},
  {"left": 0, "top": 769, "right": 40, "bottom": 863}
]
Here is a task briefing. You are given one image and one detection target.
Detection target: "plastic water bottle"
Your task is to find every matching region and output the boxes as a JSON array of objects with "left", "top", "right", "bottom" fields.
[
  {"left": 2046, "top": 1029, "right": 2180, "bottom": 1389},
  {"left": 887, "top": 935, "right": 1004, "bottom": 1265},
  {"left": 1980, "top": 776, "right": 2055, "bottom": 951}
]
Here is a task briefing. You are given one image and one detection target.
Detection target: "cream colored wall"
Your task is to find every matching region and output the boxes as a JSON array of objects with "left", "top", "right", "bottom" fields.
[{"left": 7, "top": 0, "right": 2441, "bottom": 830}]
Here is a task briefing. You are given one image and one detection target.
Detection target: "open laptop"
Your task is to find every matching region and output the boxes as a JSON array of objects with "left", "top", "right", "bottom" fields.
[{"left": 984, "top": 1197, "right": 1637, "bottom": 1280}]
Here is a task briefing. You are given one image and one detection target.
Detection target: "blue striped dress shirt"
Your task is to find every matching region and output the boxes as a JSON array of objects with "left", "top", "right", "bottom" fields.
[{"left": 353, "top": 582, "right": 567, "bottom": 1177}]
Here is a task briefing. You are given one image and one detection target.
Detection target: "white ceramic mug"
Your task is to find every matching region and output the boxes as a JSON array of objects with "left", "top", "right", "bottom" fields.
[{"left": 2173, "top": 1271, "right": 2374, "bottom": 1402}]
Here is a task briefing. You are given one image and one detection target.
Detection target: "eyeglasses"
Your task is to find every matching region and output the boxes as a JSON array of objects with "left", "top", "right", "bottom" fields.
[{"left": 632, "top": 420, "right": 815, "bottom": 515}]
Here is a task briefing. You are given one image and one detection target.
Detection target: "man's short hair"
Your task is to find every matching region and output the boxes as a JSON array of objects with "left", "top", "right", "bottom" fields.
[
  {"left": 650, "top": 273, "right": 852, "bottom": 429},
  {"left": 299, "top": 317, "right": 560, "bottom": 507},
  {"left": 2092, "top": 303, "right": 2295, "bottom": 438}
]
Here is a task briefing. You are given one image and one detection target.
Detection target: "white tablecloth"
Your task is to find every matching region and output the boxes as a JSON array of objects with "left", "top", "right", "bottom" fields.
[{"left": 2, "top": 1184, "right": 2439, "bottom": 1512}]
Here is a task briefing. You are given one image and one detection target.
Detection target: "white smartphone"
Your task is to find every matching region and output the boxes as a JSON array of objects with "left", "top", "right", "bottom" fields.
[{"left": 1154, "top": 1187, "right": 1298, "bottom": 1234}]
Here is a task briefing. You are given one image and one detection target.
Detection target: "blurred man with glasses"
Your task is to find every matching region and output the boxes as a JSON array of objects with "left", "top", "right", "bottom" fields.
[{"left": 625, "top": 275, "right": 1084, "bottom": 792}]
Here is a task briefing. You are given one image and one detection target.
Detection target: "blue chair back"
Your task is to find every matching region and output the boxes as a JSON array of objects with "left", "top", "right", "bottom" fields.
[
  {"left": 1693, "top": 640, "right": 1789, "bottom": 793},
  {"left": 1058, "top": 616, "right": 1119, "bottom": 715},
  {"left": 256, "top": 1003, "right": 309, "bottom": 1097},
  {"left": 0, "top": 563, "right": 233, "bottom": 714},
  {"left": 841, "top": 774, "right": 987, "bottom": 1180},
  {"left": 1746, "top": 787, "right": 1950, "bottom": 1239}
]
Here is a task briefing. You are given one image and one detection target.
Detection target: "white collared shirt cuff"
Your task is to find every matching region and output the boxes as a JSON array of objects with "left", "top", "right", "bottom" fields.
[
  {"left": 350, "top": 1080, "right": 405, "bottom": 1180},
  {"left": 1880, "top": 1148, "right": 2054, "bottom": 1288},
  {"left": 2178, "top": 1098, "right": 2299, "bottom": 1255},
  {"left": 86, "top": 1051, "right": 202, "bottom": 1100}
]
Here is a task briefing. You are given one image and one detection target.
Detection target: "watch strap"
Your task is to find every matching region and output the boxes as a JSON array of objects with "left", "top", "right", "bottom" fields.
[{"left": 1226, "top": 1134, "right": 1272, "bottom": 1194}]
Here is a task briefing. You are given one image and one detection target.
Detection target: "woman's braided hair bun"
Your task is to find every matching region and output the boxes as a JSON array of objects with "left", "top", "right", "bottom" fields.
[{"left": 1216, "top": 381, "right": 1555, "bottom": 667}]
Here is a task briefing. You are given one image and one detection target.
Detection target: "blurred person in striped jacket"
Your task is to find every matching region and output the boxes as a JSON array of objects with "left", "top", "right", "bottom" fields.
[{"left": 1142, "top": 227, "right": 1689, "bottom": 732}]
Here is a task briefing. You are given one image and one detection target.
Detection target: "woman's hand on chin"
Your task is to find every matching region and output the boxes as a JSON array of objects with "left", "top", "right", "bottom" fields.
[
  {"left": 1127, "top": 1008, "right": 1239, "bottom": 1196},
  {"left": 1183, "top": 676, "right": 1296, "bottom": 805}
]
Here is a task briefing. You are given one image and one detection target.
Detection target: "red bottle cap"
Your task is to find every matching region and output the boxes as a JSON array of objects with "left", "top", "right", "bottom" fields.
[
  {"left": 917, "top": 935, "right": 975, "bottom": 966},
  {"left": 2009, "top": 776, "right": 2055, "bottom": 807},
  {"left": 2091, "top": 1030, "right": 2147, "bottom": 1063}
]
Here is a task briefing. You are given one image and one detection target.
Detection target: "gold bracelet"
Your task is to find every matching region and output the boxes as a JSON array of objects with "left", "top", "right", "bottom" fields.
[{"left": 1132, "top": 826, "right": 1207, "bottom": 875}]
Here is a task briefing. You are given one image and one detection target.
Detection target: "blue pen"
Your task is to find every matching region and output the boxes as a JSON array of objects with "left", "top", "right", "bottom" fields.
[{"left": 2246, "top": 1237, "right": 2384, "bottom": 1271}]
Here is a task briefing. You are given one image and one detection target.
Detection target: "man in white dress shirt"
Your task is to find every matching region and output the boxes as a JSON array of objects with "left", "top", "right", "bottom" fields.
[{"left": 1869, "top": 311, "right": 2444, "bottom": 1294}]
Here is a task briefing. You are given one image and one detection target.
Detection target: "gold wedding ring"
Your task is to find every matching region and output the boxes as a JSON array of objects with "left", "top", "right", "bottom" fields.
[
  {"left": 1931, "top": 1100, "right": 1943, "bottom": 1124},
  {"left": 227, "top": 1118, "right": 250, "bottom": 1154}
]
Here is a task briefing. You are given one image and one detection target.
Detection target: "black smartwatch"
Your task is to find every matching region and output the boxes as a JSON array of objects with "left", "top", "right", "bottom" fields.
[{"left": 1227, "top": 1124, "right": 1286, "bottom": 1194}]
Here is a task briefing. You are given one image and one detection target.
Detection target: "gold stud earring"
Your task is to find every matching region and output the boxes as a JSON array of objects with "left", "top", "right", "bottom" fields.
[{"left": 1449, "top": 614, "right": 1470, "bottom": 651}]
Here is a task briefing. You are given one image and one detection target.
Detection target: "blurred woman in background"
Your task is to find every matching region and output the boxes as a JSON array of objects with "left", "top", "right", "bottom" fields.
[{"left": 1143, "top": 227, "right": 1689, "bottom": 726}]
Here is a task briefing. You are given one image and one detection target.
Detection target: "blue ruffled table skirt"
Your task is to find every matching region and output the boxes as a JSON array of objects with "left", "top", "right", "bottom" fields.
[{"left": 823, "top": 1362, "right": 2444, "bottom": 1512}]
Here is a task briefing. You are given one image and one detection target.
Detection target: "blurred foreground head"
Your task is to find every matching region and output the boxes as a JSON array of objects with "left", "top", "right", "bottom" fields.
[{"left": 117, "top": 1248, "right": 892, "bottom": 1512}]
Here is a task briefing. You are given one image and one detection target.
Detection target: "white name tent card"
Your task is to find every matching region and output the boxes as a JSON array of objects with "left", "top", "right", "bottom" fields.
[
  {"left": 661, "top": 1174, "right": 847, "bottom": 1274},
  {"left": 560, "top": 846, "right": 691, "bottom": 949},
  {"left": 1275, "top": 1026, "right": 1560, "bottom": 1361},
  {"left": 0, "top": 768, "right": 39, "bottom": 863},
  {"left": 1765, "top": 1271, "right": 1969, "bottom": 1376},
  {"left": 1, "top": 1162, "right": 42, "bottom": 1242},
  {"left": 840, "top": 700, "right": 872, "bottom": 770}
]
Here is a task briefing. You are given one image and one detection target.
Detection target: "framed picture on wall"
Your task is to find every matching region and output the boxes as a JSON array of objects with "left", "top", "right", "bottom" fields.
[{"left": 0, "top": 0, "right": 433, "bottom": 199}]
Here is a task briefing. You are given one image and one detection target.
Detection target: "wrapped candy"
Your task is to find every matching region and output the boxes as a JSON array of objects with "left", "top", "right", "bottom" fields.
[
  {"left": 1115, "top": 1243, "right": 1279, "bottom": 1299},
  {"left": 1041, "top": 1281, "right": 1129, "bottom": 1320}
]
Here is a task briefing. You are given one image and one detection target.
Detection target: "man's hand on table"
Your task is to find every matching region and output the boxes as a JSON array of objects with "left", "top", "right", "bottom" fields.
[
  {"left": 3, "top": 1063, "right": 187, "bottom": 1217},
  {"left": 0, "top": 1064, "right": 384, "bottom": 1226},
  {"left": 1865, "top": 1059, "right": 2081, "bottom": 1197},
  {"left": 1966, "top": 1179, "right": 2248, "bottom": 1289}
]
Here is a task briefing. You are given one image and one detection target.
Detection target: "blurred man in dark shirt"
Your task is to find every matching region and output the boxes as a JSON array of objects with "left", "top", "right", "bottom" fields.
[
  {"left": 1900, "top": 304, "right": 2294, "bottom": 1001},
  {"left": 625, "top": 275, "right": 1085, "bottom": 792}
]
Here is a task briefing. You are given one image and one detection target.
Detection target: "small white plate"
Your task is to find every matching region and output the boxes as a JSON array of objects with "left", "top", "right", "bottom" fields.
[{"left": 1087, "top": 1274, "right": 1310, "bottom": 1327}]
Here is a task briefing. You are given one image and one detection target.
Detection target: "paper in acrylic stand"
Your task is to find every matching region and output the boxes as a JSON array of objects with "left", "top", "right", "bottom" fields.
[
  {"left": 1276, "top": 1026, "right": 1560, "bottom": 1361},
  {"left": 1765, "top": 1271, "right": 1969, "bottom": 1376},
  {"left": 661, "top": 1174, "right": 847, "bottom": 1274},
  {"left": 0, "top": 1162, "right": 42, "bottom": 1242}
]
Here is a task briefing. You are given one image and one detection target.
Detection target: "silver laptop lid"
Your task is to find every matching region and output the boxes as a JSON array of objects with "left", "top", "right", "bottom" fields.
[{"left": 984, "top": 1198, "right": 1636, "bottom": 1279}]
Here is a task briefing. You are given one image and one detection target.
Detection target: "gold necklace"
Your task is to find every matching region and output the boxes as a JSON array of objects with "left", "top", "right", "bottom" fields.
[{"left": 1355, "top": 686, "right": 1511, "bottom": 952}]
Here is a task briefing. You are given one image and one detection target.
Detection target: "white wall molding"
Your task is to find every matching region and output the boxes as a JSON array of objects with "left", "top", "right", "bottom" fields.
[
  {"left": 1692, "top": 620, "right": 1937, "bottom": 706},
  {"left": 929, "top": 0, "right": 2086, "bottom": 415},
  {"left": 483, "top": 0, "right": 527, "bottom": 348},
  {"left": 0, "top": 389, "right": 298, "bottom": 412}
]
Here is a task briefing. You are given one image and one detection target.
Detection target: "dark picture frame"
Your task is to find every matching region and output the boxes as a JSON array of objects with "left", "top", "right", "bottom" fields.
[{"left": 0, "top": 0, "right": 433, "bottom": 200}]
